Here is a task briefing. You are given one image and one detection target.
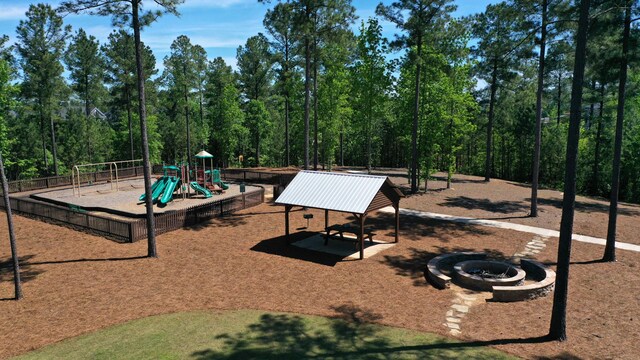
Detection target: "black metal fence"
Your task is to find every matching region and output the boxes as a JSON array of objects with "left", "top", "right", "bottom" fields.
[
  {"left": 130, "top": 188, "right": 264, "bottom": 241},
  {"left": 221, "top": 169, "right": 296, "bottom": 186}
]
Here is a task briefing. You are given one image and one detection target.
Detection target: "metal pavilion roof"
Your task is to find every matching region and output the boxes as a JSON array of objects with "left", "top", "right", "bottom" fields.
[{"left": 275, "top": 171, "right": 399, "bottom": 214}]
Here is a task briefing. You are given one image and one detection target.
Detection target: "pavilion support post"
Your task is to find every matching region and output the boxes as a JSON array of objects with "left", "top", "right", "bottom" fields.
[
  {"left": 394, "top": 203, "right": 399, "bottom": 243},
  {"left": 285, "top": 205, "right": 292, "bottom": 244},
  {"left": 325, "top": 209, "right": 328, "bottom": 231},
  {"left": 359, "top": 214, "right": 365, "bottom": 260}
]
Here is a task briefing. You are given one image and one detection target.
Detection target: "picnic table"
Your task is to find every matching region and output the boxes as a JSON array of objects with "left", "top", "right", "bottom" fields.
[{"left": 324, "top": 223, "right": 375, "bottom": 250}]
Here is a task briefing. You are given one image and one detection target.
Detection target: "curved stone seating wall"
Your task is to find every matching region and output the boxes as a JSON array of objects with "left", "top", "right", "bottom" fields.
[
  {"left": 426, "top": 252, "right": 487, "bottom": 289},
  {"left": 492, "top": 259, "right": 556, "bottom": 302}
]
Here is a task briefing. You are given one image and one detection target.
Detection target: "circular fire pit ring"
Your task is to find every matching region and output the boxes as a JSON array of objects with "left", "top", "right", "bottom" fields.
[{"left": 454, "top": 260, "right": 526, "bottom": 291}]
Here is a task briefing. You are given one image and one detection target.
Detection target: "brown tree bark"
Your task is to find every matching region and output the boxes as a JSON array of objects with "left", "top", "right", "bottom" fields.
[
  {"left": 531, "top": 0, "right": 548, "bottom": 217},
  {"left": 0, "top": 151, "right": 22, "bottom": 300},
  {"left": 132, "top": 0, "right": 157, "bottom": 258},
  {"left": 604, "top": 0, "right": 631, "bottom": 262},
  {"left": 548, "top": 0, "right": 591, "bottom": 341}
]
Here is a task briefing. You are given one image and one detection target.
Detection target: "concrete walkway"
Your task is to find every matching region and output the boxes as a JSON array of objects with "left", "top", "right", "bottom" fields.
[{"left": 379, "top": 207, "right": 640, "bottom": 253}]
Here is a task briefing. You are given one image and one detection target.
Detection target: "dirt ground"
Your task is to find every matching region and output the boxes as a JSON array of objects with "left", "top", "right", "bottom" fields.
[{"left": 0, "top": 172, "right": 639, "bottom": 359}]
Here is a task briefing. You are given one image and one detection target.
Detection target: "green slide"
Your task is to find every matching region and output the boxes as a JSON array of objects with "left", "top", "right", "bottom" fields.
[
  {"left": 189, "top": 181, "right": 212, "bottom": 198},
  {"left": 140, "top": 176, "right": 168, "bottom": 202},
  {"left": 159, "top": 177, "right": 180, "bottom": 205},
  {"left": 212, "top": 169, "right": 229, "bottom": 190}
]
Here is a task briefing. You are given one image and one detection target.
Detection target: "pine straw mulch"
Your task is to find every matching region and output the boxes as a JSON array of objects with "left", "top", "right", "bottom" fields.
[
  {"left": 379, "top": 170, "right": 640, "bottom": 246},
  {"left": 0, "top": 176, "right": 639, "bottom": 359}
]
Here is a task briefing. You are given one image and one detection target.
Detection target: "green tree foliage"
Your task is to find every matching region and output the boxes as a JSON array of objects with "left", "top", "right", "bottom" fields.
[
  {"left": 237, "top": 33, "right": 274, "bottom": 102},
  {"left": 205, "top": 57, "right": 246, "bottom": 167},
  {"left": 244, "top": 99, "right": 272, "bottom": 166},
  {"left": 16, "top": 3, "right": 71, "bottom": 176},
  {"left": 162, "top": 35, "right": 209, "bottom": 165},
  {"left": 377, "top": 0, "right": 457, "bottom": 193},
  {"left": 102, "top": 29, "right": 157, "bottom": 161},
  {"left": 350, "top": 18, "right": 391, "bottom": 172},
  {"left": 65, "top": 28, "right": 107, "bottom": 163},
  {"left": 471, "top": 2, "right": 532, "bottom": 182},
  {"left": 264, "top": 2, "right": 299, "bottom": 166}
]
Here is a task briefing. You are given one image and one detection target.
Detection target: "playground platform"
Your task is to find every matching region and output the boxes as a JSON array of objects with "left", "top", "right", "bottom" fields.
[
  {"left": 3, "top": 177, "right": 264, "bottom": 242},
  {"left": 30, "top": 178, "right": 255, "bottom": 218}
]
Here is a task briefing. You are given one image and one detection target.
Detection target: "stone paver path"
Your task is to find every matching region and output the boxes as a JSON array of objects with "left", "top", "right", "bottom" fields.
[
  {"left": 513, "top": 234, "right": 550, "bottom": 261},
  {"left": 379, "top": 207, "right": 640, "bottom": 253},
  {"left": 444, "top": 287, "right": 491, "bottom": 336}
]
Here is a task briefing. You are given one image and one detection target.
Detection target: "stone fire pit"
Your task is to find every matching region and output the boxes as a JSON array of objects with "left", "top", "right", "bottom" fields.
[{"left": 453, "top": 260, "right": 526, "bottom": 291}]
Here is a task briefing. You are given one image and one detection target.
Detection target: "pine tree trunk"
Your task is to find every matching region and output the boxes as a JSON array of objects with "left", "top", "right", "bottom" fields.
[
  {"left": 303, "top": 36, "right": 310, "bottom": 170},
  {"left": 185, "top": 85, "right": 192, "bottom": 167},
  {"left": 411, "top": 38, "right": 422, "bottom": 194},
  {"left": 284, "top": 39, "right": 290, "bottom": 167},
  {"left": 557, "top": 72, "right": 562, "bottom": 125},
  {"left": 313, "top": 39, "right": 318, "bottom": 171},
  {"left": 39, "top": 105, "right": 49, "bottom": 173},
  {"left": 593, "top": 84, "right": 605, "bottom": 194},
  {"left": 132, "top": 0, "right": 157, "bottom": 258},
  {"left": 531, "top": 0, "right": 547, "bottom": 217},
  {"left": 50, "top": 114, "right": 59, "bottom": 176},
  {"left": 548, "top": 0, "right": 590, "bottom": 341},
  {"left": 0, "top": 151, "right": 22, "bottom": 300},
  {"left": 126, "top": 85, "right": 134, "bottom": 160},
  {"left": 604, "top": 0, "right": 631, "bottom": 262},
  {"left": 285, "top": 95, "right": 290, "bottom": 167},
  {"left": 485, "top": 59, "right": 498, "bottom": 182}
]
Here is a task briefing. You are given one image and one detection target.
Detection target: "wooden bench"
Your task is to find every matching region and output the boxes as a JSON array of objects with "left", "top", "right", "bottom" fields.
[{"left": 324, "top": 224, "right": 375, "bottom": 249}]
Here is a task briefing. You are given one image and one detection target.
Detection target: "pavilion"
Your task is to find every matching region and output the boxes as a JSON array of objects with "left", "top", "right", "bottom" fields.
[{"left": 275, "top": 171, "right": 404, "bottom": 259}]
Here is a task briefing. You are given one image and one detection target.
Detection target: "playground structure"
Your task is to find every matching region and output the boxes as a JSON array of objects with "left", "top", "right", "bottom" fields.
[
  {"left": 139, "top": 165, "right": 189, "bottom": 206},
  {"left": 192, "top": 150, "right": 229, "bottom": 197},
  {"left": 72, "top": 159, "right": 142, "bottom": 197},
  {"left": 139, "top": 150, "right": 229, "bottom": 205}
]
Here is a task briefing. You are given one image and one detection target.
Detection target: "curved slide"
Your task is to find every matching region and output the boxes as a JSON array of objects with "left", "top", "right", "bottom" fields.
[
  {"left": 189, "top": 181, "right": 213, "bottom": 198},
  {"left": 159, "top": 177, "right": 180, "bottom": 205},
  {"left": 139, "top": 176, "right": 168, "bottom": 202}
]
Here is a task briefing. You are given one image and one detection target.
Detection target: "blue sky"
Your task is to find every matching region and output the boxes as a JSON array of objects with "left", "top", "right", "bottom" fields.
[{"left": 0, "top": 0, "right": 498, "bottom": 73}]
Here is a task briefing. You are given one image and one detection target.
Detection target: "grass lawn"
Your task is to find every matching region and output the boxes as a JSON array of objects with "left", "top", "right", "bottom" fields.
[{"left": 14, "top": 310, "right": 517, "bottom": 359}]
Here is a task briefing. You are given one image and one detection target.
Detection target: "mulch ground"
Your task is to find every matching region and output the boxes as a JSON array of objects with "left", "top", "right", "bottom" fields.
[
  {"left": 380, "top": 170, "right": 640, "bottom": 246},
  {"left": 0, "top": 171, "right": 639, "bottom": 359}
]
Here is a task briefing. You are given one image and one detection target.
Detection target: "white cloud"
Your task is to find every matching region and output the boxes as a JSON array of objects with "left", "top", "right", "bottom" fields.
[
  {"left": 182, "top": 0, "right": 252, "bottom": 8},
  {"left": 0, "top": 5, "right": 27, "bottom": 21},
  {"left": 219, "top": 56, "right": 237, "bottom": 70},
  {"left": 146, "top": 0, "right": 252, "bottom": 11},
  {"left": 142, "top": 33, "right": 246, "bottom": 52}
]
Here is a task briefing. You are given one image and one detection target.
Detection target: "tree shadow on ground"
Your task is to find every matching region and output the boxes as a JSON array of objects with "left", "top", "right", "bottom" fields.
[
  {"left": 250, "top": 232, "right": 343, "bottom": 267},
  {"left": 0, "top": 254, "right": 44, "bottom": 284},
  {"left": 430, "top": 175, "right": 489, "bottom": 185},
  {"left": 183, "top": 204, "right": 303, "bottom": 231},
  {"left": 344, "top": 213, "right": 492, "bottom": 243},
  {"left": 438, "top": 196, "right": 529, "bottom": 214},
  {"left": 382, "top": 246, "right": 510, "bottom": 287},
  {"left": 533, "top": 353, "right": 583, "bottom": 360},
  {"left": 527, "top": 197, "right": 640, "bottom": 216},
  {"left": 24, "top": 255, "right": 147, "bottom": 266},
  {"left": 190, "top": 303, "right": 551, "bottom": 359}
]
